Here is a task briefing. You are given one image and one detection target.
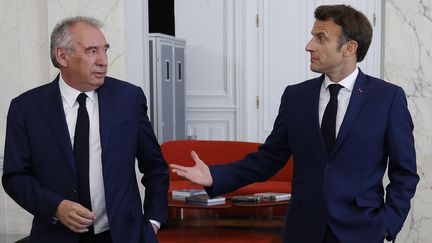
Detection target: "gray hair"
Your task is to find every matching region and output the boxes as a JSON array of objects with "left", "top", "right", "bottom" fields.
[{"left": 50, "top": 16, "right": 103, "bottom": 68}]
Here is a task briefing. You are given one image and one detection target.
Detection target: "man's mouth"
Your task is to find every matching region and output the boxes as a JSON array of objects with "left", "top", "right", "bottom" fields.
[{"left": 93, "top": 71, "right": 106, "bottom": 78}]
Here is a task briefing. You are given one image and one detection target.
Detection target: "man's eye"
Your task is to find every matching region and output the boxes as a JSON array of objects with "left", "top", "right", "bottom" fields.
[{"left": 86, "top": 49, "right": 97, "bottom": 54}]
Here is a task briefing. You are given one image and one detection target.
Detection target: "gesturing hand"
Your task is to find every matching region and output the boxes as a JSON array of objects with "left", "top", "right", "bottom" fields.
[
  {"left": 170, "top": 151, "right": 213, "bottom": 187},
  {"left": 55, "top": 200, "right": 96, "bottom": 233},
  {"left": 151, "top": 223, "right": 159, "bottom": 235}
]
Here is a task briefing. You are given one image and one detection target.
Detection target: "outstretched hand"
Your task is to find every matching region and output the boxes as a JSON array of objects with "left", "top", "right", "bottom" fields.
[{"left": 170, "top": 151, "right": 213, "bottom": 187}]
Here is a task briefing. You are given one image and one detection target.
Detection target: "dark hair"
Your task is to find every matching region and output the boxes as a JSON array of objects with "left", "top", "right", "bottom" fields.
[
  {"left": 50, "top": 16, "right": 103, "bottom": 68},
  {"left": 314, "top": 5, "right": 372, "bottom": 62}
]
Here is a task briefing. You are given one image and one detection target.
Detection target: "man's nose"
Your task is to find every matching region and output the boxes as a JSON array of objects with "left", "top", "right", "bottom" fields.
[
  {"left": 305, "top": 39, "right": 314, "bottom": 52},
  {"left": 96, "top": 51, "right": 108, "bottom": 66}
]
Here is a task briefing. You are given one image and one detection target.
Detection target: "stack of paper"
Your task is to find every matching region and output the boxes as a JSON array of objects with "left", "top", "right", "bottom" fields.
[
  {"left": 185, "top": 195, "right": 226, "bottom": 206},
  {"left": 172, "top": 189, "right": 207, "bottom": 200},
  {"left": 254, "top": 192, "right": 291, "bottom": 201},
  {"left": 230, "top": 195, "right": 263, "bottom": 203}
]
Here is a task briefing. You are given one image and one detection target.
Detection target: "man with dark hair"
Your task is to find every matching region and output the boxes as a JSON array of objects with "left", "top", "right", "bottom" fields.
[
  {"left": 2, "top": 16, "right": 169, "bottom": 243},
  {"left": 171, "top": 5, "right": 418, "bottom": 243},
  {"left": 314, "top": 5, "right": 373, "bottom": 63}
]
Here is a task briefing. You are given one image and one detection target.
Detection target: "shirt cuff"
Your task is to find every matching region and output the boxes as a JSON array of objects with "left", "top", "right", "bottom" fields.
[{"left": 149, "top": 219, "right": 161, "bottom": 229}]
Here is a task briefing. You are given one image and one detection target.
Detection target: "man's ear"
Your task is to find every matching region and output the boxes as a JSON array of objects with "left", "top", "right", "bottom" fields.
[
  {"left": 55, "top": 47, "right": 68, "bottom": 67},
  {"left": 343, "top": 40, "right": 358, "bottom": 57}
]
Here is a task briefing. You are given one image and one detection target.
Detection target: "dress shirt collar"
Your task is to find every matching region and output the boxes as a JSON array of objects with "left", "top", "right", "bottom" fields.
[
  {"left": 323, "top": 67, "right": 358, "bottom": 92},
  {"left": 59, "top": 74, "right": 97, "bottom": 108}
]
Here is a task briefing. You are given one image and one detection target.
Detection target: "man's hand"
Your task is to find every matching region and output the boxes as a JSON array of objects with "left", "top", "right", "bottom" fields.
[
  {"left": 170, "top": 151, "right": 213, "bottom": 187},
  {"left": 151, "top": 223, "right": 159, "bottom": 235},
  {"left": 55, "top": 200, "right": 96, "bottom": 233}
]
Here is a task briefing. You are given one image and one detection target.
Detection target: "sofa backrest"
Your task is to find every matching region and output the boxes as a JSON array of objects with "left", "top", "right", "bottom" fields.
[{"left": 161, "top": 140, "right": 293, "bottom": 182}]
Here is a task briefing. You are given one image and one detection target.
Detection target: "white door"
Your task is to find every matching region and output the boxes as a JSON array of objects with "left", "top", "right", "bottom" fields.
[{"left": 245, "top": 0, "right": 382, "bottom": 142}]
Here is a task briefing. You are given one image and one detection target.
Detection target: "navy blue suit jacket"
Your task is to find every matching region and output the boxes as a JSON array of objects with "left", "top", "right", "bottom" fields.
[
  {"left": 2, "top": 76, "right": 169, "bottom": 243},
  {"left": 207, "top": 70, "right": 419, "bottom": 243}
]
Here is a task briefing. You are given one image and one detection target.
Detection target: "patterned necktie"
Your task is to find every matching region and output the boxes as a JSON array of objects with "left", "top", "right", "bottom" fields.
[
  {"left": 73, "top": 93, "right": 92, "bottom": 210},
  {"left": 321, "top": 84, "right": 342, "bottom": 154}
]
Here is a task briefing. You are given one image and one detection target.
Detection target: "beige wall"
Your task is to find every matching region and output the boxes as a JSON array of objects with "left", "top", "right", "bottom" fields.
[
  {"left": 0, "top": 0, "right": 127, "bottom": 158},
  {"left": 0, "top": 0, "right": 129, "bottom": 236}
]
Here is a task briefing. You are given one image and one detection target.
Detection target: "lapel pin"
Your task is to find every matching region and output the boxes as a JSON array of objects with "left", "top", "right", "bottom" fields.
[{"left": 358, "top": 88, "right": 363, "bottom": 94}]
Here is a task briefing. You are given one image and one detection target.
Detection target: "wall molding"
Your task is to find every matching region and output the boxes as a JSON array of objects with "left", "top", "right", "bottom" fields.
[
  {"left": 124, "top": 0, "right": 149, "bottom": 92},
  {"left": 187, "top": 106, "right": 236, "bottom": 112},
  {"left": 233, "top": 0, "right": 247, "bottom": 141},
  {"left": 223, "top": 0, "right": 236, "bottom": 103},
  {"left": 186, "top": 109, "right": 236, "bottom": 140},
  {"left": 187, "top": 119, "right": 233, "bottom": 140},
  {"left": 187, "top": 90, "right": 231, "bottom": 98},
  {"left": 181, "top": 0, "right": 237, "bottom": 113},
  {"left": 174, "top": 0, "right": 240, "bottom": 140}
]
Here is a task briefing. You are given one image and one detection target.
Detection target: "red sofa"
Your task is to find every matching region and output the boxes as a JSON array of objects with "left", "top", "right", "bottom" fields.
[{"left": 161, "top": 140, "right": 293, "bottom": 218}]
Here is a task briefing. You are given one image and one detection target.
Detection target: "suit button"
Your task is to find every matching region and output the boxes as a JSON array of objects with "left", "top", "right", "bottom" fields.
[
  {"left": 326, "top": 163, "right": 333, "bottom": 169},
  {"left": 72, "top": 189, "right": 78, "bottom": 194}
]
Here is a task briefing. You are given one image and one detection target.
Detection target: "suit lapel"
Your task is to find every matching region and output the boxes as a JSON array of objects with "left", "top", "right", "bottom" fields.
[
  {"left": 39, "top": 77, "right": 76, "bottom": 175},
  {"left": 97, "top": 80, "right": 115, "bottom": 155},
  {"left": 331, "top": 70, "right": 368, "bottom": 156},
  {"left": 310, "top": 75, "right": 328, "bottom": 158}
]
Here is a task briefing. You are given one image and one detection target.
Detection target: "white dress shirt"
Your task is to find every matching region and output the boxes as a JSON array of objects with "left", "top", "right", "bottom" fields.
[
  {"left": 318, "top": 67, "right": 358, "bottom": 138},
  {"left": 59, "top": 75, "right": 109, "bottom": 233},
  {"left": 59, "top": 75, "right": 161, "bottom": 232}
]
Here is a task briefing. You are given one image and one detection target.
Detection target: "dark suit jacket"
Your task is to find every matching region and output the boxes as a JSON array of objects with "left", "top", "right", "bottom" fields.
[
  {"left": 207, "top": 70, "right": 419, "bottom": 243},
  {"left": 2, "top": 76, "right": 169, "bottom": 243}
]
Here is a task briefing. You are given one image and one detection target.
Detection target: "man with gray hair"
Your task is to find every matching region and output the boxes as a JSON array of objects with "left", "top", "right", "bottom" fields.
[{"left": 2, "top": 16, "right": 169, "bottom": 243}]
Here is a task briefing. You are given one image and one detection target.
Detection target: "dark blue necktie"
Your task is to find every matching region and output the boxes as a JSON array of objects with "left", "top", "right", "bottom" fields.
[
  {"left": 321, "top": 84, "right": 342, "bottom": 154},
  {"left": 73, "top": 93, "right": 92, "bottom": 210}
]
